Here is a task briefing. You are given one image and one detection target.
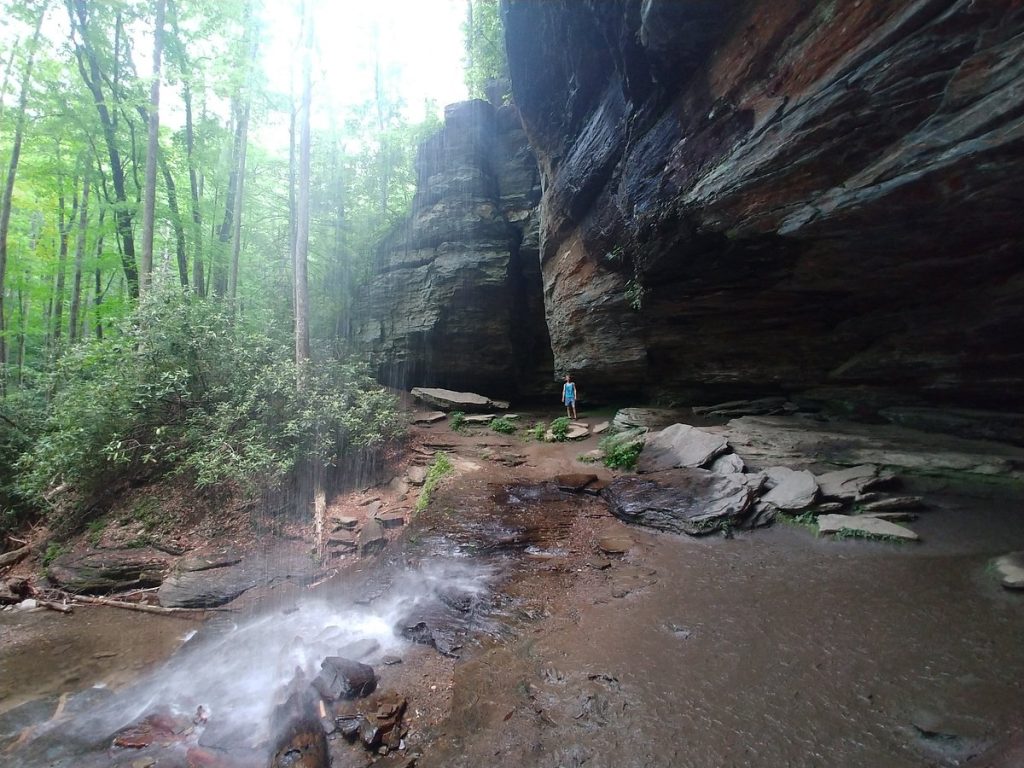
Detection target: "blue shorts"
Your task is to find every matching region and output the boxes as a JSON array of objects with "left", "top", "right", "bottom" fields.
[{"left": 564, "top": 398, "right": 575, "bottom": 405}]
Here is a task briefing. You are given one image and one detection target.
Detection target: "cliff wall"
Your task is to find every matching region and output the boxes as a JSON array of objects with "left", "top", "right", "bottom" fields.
[
  {"left": 352, "top": 100, "right": 552, "bottom": 398},
  {"left": 503, "top": 0, "right": 1024, "bottom": 408}
]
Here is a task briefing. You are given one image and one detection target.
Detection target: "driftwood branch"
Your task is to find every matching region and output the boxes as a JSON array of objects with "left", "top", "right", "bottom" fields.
[
  {"left": 0, "top": 546, "right": 30, "bottom": 568},
  {"left": 38, "top": 599, "right": 74, "bottom": 614},
  {"left": 70, "top": 593, "right": 234, "bottom": 617}
]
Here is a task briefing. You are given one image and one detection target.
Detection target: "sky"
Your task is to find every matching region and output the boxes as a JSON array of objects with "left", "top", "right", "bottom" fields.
[{"left": 261, "top": 0, "right": 470, "bottom": 123}]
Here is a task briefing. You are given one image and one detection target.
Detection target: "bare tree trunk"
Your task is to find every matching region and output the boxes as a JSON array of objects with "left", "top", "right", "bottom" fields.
[
  {"left": 69, "top": 176, "right": 90, "bottom": 341},
  {"left": 66, "top": 0, "right": 140, "bottom": 299},
  {"left": 156, "top": 156, "right": 188, "bottom": 288},
  {"left": 227, "top": 95, "right": 250, "bottom": 302},
  {"left": 184, "top": 82, "right": 204, "bottom": 294},
  {"left": 0, "top": 9, "right": 44, "bottom": 394},
  {"left": 140, "top": 0, "right": 167, "bottom": 294},
  {"left": 294, "top": 0, "right": 312, "bottom": 370},
  {"left": 52, "top": 177, "right": 78, "bottom": 349}
]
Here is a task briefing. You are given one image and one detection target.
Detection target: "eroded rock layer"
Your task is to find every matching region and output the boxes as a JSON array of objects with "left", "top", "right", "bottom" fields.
[
  {"left": 503, "top": 0, "right": 1024, "bottom": 407},
  {"left": 352, "top": 100, "right": 552, "bottom": 397}
]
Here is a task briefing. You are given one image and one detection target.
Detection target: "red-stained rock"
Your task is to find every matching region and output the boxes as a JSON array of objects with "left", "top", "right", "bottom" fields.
[{"left": 504, "top": 0, "right": 1024, "bottom": 409}]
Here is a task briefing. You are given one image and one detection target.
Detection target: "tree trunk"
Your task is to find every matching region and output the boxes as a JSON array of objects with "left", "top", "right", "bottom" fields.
[
  {"left": 52, "top": 180, "right": 77, "bottom": 349},
  {"left": 228, "top": 94, "right": 250, "bottom": 302},
  {"left": 184, "top": 82, "right": 204, "bottom": 295},
  {"left": 69, "top": 176, "right": 90, "bottom": 341},
  {"left": 140, "top": 0, "right": 167, "bottom": 294},
  {"left": 294, "top": 0, "right": 312, "bottom": 370},
  {"left": 155, "top": 154, "right": 187, "bottom": 288},
  {"left": 0, "top": 9, "right": 44, "bottom": 394},
  {"left": 67, "top": 0, "right": 140, "bottom": 299}
]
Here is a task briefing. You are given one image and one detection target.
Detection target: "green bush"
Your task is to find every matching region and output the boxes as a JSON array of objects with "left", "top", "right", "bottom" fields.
[
  {"left": 14, "top": 286, "right": 403, "bottom": 523},
  {"left": 490, "top": 416, "right": 516, "bottom": 434},
  {"left": 416, "top": 452, "right": 454, "bottom": 512},
  {"left": 527, "top": 422, "right": 546, "bottom": 441},
  {"left": 549, "top": 417, "right": 571, "bottom": 442},
  {"left": 599, "top": 430, "right": 645, "bottom": 470},
  {"left": 448, "top": 411, "right": 466, "bottom": 431}
]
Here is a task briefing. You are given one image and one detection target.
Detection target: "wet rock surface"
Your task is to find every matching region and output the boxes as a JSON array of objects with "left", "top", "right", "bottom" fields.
[
  {"left": 604, "top": 468, "right": 755, "bottom": 535},
  {"left": 46, "top": 548, "right": 171, "bottom": 594},
  {"left": 636, "top": 423, "right": 729, "bottom": 473},
  {"left": 158, "top": 541, "right": 315, "bottom": 608},
  {"left": 312, "top": 657, "right": 377, "bottom": 700},
  {"left": 993, "top": 552, "right": 1024, "bottom": 590}
]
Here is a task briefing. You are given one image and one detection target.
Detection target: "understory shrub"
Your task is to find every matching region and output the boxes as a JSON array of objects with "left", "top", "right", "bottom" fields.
[
  {"left": 416, "top": 452, "right": 454, "bottom": 512},
  {"left": 599, "top": 430, "right": 645, "bottom": 470},
  {"left": 490, "top": 416, "right": 516, "bottom": 434},
  {"left": 448, "top": 411, "right": 466, "bottom": 431},
  {"left": 13, "top": 286, "right": 402, "bottom": 525},
  {"left": 549, "top": 417, "right": 571, "bottom": 441}
]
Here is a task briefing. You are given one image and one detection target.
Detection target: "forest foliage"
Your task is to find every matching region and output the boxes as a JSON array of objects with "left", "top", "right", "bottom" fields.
[{"left": 0, "top": 0, "right": 497, "bottom": 534}]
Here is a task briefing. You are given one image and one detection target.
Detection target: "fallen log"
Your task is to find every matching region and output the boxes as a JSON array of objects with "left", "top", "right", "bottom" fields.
[
  {"left": 69, "top": 594, "right": 233, "bottom": 617},
  {"left": 0, "top": 545, "right": 30, "bottom": 568}
]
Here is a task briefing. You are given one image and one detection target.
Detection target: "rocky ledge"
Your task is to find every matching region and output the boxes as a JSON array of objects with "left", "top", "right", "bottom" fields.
[{"left": 503, "top": 0, "right": 1024, "bottom": 409}]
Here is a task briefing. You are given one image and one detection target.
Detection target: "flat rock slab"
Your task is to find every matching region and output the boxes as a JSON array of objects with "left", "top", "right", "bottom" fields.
[
  {"left": 410, "top": 387, "right": 507, "bottom": 413},
  {"left": 597, "top": 534, "right": 633, "bottom": 555},
  {"left": 174, "top": 547, "right": 244, "bottom": 573},
  {"left": 359, "top": 519, "right": 387, "bottom": 555},
  {"left": 375, "top": 513, "right": 406, "bottom": 529},
  {"left": 861, "top": 496, "right": 925, "bottom": 512},
  {"left": 761, "top": 467, "right": 819, "bottom": 510},
  {"left": 463, "top": 414, "right": 496, "bottom": 424},
  {"left": 331, "top": 516, "right": 359, "bottom": 531},
  {"left": 47, "top": 548, "right": 171, "bottom": 594},
  {"left": 604, "top": 468, "right": 755, "bottom": 536},
  {"left": 612, "top": 408, "right": 694, "bottom": 431},
  {"left": 160, "top": 542, "right": 315, "bottom": 608},
  {"left": 554, "top": 473, "right": 599, "bottom": 492},
  {"left": 411, "top": 411, "right": 447, "bottom": 424},
  {"left": 593, "top": 421, "right": 610, "bottom": 434},
  {"left": 546, "top": 424, "right": 590, "bottom": 441},
  {"left": 406, "top": 466, "right": 428, "bottom": 485},
  {"left": 637, "top": 423, "right": 729, "bottom": 473},
  {"left": 816, "top": 464, "right": 882, "bottom": 500},
  {"left": 993, "top": 552, "right": 1024, "bottom": 590},
  {"left": 708, "top": 452, "right": 745, "bottom": 475},
  {"left": 817, "top": 514, "right": 919, "bottom": 541}
]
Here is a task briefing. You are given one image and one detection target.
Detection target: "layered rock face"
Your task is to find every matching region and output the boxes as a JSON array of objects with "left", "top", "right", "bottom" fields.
[
  {"left": 503, "top": 0, "right": 1024, "bottom": 408},
  {"left": 352, "top": 100, "right": 551, "bottom": 397}
]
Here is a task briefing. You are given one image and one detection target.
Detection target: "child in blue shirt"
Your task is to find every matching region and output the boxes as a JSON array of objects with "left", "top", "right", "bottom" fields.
[{"left": 562, "top": 374, "right": 577, "bottom": 419}]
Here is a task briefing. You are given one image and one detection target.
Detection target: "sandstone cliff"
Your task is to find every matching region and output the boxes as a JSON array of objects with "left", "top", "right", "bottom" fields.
[
  {"left": 503, "top": 0, "right": 1024, "bottom": 408},
  {"left": 352, "top": 100, "right": 552, "bottom": 397}
]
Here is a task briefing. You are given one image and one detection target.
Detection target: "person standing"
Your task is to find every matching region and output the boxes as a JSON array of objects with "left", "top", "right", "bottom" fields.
[{"left": 562, "top": 374, "right": 577, "bottom": 420}]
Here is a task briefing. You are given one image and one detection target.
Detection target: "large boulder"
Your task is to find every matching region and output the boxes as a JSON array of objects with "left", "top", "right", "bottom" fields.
[
  {"left": 604, "top": 468, "right": 755, "bottom": 535},
  {"left": 411, "top": 387, "right": 508, "bottom": 413},
  {"left": 760, "top": 467, "right": 819, "bottom": 511},
  {"left": 312, "top": 656, "right": 377, "bottom": 700},
  {"left": 637, "top": 423, "right": 729, "bottom": 473},
  {"left": 993, "top": 552, "right": 1024, "bottom": 590},
  {"left": 47, "top": 548, "right": 171, "bottom": 594}
]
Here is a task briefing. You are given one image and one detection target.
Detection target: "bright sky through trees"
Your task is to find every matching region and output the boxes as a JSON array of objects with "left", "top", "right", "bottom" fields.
[{"left": 262, "top": 0, "right": 468, "bottom": 125}]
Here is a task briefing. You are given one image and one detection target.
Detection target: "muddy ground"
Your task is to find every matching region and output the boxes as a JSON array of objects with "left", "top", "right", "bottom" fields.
[{"left": 2, "top": 408, "right": 1024, "bottom": 767}]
